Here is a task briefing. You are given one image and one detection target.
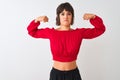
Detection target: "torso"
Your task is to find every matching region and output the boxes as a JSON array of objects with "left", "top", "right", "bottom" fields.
[
  {"left": 50, "top": 28, "right": 80, "bottom": 71},
  {"left": 53, "top": 60, "right": 77, "bottom": 71}
]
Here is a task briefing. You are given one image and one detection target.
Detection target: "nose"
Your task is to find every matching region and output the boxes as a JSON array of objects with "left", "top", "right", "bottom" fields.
[{"left": 64, "top": 14, "right": 68, "bottom": 19}]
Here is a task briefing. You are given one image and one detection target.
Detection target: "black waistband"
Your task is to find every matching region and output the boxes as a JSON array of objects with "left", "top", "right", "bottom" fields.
[{"left": 51, "top": 67, "right": 79, "bottom": 73}]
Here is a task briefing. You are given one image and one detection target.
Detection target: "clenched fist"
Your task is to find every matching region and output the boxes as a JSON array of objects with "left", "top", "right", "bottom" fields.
[
  {"left": 35, "top": 16, "right": 49, "bottom": 23},
  {"left": 83, "top": 13, "right": 96, "bottom": 20}
]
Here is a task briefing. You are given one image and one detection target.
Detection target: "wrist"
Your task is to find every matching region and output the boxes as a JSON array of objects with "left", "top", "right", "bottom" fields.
[
  {"left": 92, "top": 15, "right": 96, "bottom": 19},
  {"left": 34, "top": 19, "right": 39, "bottom": 23}
]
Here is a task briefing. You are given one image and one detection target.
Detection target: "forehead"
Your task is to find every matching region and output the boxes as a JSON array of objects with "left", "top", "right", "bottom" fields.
[{"left": 61, "top": 9, "right": 71, "bottom": 13}]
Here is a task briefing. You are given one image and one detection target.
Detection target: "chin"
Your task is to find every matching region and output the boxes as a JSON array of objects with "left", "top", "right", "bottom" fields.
[
  {"left": 63, "top": 23, "right": 71, "bottom": 26},
  {"left": 62, "top": 24, "right": 70, "bottom": 27}
]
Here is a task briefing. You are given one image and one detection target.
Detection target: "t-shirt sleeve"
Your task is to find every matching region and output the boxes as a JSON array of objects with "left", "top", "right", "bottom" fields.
[
  {"left": 81, "top": 16, "right": 106, "bottom": 39},
  {"left": 27, "top": 20, "right": 51, "bottom": 39}
]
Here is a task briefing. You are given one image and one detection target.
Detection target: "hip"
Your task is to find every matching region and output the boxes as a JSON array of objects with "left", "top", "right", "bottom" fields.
[{"left": 49, "top": 67, "right": 82, "bottom": 80}]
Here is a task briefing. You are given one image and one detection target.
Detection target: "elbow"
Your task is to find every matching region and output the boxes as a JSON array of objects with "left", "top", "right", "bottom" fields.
[
  {"left": 27, "top": 31, "right": 38, "bottom": 38},
  {"left": 98, "top": 27, "right": 106, "bottom": 37},
  {"left": 102, "top": 25, "right": 106, "bottom": 34}
]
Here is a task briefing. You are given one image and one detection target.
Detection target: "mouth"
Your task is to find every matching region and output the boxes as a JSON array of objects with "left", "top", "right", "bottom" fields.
[{"left": 64, "top": 20, "right": 68, "bottom": 21}]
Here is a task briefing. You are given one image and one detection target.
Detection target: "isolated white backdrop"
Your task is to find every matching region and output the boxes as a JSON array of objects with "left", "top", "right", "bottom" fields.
[{"left": 0, "top": 0, "right": 120, "bottom": 80}]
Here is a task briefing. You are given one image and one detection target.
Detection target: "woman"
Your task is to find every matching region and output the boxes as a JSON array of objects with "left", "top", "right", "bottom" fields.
[{"left": 27, "top": 2, "right": 105, "bottom": 80}]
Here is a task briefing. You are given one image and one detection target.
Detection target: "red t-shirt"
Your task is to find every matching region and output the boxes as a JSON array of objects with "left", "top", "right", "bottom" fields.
[{"left": 27, "top": 16, "right": 105, "bottom": 62}]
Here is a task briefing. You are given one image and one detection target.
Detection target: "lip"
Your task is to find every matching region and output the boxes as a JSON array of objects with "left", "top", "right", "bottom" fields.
[{"left": 64, "top": 20, "right": 68, "bottom": 21}]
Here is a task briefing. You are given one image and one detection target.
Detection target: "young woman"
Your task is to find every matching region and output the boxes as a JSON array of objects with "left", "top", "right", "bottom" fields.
[{"left": 27, "top": 2, "right": 106, "bottom": 80}]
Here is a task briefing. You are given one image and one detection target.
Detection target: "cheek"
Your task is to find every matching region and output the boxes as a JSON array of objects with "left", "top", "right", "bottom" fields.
[
  {"left": 60, "top": 17, "right": 64, "bottom": 23},
  {"left": 68, "top": 15, "right": 72, "bottom": 20}
]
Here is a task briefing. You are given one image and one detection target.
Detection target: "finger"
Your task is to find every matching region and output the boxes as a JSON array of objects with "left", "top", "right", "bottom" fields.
[
  {"left": 83, "top": 14, "right": 88, "bottom": 20},
  {"left": 45, "top": 17, "right": 48, "bottom": 22},
  {"left": 83, "top": 16, "right": 89, "bottom": 20},
  {"left": 43, "top": 18, "right": 48, "bottom": 22}
]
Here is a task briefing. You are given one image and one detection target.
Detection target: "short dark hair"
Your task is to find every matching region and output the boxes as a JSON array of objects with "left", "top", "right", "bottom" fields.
[{"left": 56, "top": 2, "right": 74, "bottom": 25}]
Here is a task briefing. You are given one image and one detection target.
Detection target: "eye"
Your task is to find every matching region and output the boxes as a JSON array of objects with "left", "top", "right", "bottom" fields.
[
  {"left": 61, "top": 13, "right": 64, "bottom": 16},
  {"left": 67, "top": 12, "right": 72, "bottom": 15}
]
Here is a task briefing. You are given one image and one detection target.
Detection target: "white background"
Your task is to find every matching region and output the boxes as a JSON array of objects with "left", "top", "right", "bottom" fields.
[{"left": 0, "top": 0, "right": 120, "bottom": 80}]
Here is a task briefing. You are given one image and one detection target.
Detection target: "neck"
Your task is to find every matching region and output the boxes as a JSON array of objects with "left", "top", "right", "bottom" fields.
[{"left": 59, "top": 25, "right": 71, "bottom": 31}]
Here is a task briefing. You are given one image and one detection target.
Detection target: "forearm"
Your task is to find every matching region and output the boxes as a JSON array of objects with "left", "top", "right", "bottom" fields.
[{"left": 90, "top": 16, "right": 105, "bottom": 31}]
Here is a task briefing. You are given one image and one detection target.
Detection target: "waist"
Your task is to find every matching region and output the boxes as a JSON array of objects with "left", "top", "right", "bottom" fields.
[{"left": 53, "top": 60, "right": 77, "bottom": 71}]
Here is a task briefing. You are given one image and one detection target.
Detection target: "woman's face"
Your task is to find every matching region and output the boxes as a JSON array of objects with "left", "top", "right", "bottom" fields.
[{"left": 59, "top": 9, "right": 72, "bottom": 27}]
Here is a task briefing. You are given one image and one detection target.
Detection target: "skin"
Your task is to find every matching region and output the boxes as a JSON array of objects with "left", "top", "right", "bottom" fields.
[
  {"left": 35, "top": 11, "right": 96, "bottom": 71},
  {"left": 57, "top": 9, "right": 72, "bottom": 30}
]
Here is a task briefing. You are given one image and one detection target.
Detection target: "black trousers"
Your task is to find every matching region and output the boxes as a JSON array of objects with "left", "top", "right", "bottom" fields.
[{"left": 49, "top": 67, "right": 82, "bottom": 80}]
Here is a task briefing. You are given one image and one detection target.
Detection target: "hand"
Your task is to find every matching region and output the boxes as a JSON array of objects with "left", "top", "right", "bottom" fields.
[
  {"left": 83, "top": 13, "right": 96, "bottom": 20},
  {"left": 35, "top": 16, "right": 49, "bottom": 23}
]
